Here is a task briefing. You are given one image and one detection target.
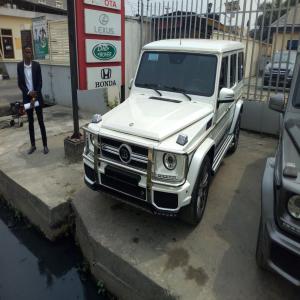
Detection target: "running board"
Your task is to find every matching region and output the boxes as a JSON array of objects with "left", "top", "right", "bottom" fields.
[{"left": 212, "top": 134, "right": 234, "bottom": 172}]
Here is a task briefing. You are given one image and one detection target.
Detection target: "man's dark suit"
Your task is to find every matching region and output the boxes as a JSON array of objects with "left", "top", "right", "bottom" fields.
[{"left": 17, "top": 61, "right": 47, "bottom": 147}]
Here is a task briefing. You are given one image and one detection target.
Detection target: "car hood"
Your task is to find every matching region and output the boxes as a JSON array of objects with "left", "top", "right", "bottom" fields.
[
  {"left": 269, "top": 62, "right": 294, "bottom": 71},
  {"left": 101, "top": 94, "right": 214, "bottom": 141}
]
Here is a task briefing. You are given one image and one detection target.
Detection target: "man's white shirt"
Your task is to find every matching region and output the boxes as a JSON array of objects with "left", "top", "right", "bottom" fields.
[
  {"left": 24, "top": 62, "right": 33, "bottom": 94},
  {"left": 23, "top": 62, "right": 40, "bottom": 110}
]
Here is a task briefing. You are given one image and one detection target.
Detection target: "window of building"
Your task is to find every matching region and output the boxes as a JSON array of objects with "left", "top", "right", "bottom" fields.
[
  {"left": 238, "top": 52, "right": 244, "bottom": 81},
  {"left": 287, "top": 40, "right": 299, "bottom": 51},
  {"left": 230, "top": 53, "right": 237, "bottom": 87},
  {"left": 0, "top": 28, "right": 14, "bottom": 59},
  {"left": 219, "top": 56, "right": 229, "bottom": 90}
]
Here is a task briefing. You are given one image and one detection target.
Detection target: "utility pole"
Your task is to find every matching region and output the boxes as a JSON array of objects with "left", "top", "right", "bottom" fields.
[
  {"left": 67, "top": 0, "right": 80, "bottom": 139},
  {"left": 140, "top": 0, "right": 144, "bottom": 50}
]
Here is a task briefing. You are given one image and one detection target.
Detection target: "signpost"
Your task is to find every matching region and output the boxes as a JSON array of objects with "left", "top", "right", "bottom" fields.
[
  {"left": 65, "top": 0, "right": 125, "bottom": 161},
  {"left": 75, "top": 0, "right": 125, "bottom": 92}
]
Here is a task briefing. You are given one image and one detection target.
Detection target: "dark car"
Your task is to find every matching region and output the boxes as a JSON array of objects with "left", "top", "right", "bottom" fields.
[
  {"left": 256, "top": 50, "right": 300, "bottom": 285},
  {"left": 264, "top": 51, "right": 297, "bottom": 88}
]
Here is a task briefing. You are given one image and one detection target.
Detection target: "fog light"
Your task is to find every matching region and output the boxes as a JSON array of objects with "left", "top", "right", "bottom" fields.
[{"left": 287, "top": 195, "right": 300, "bottom": 219}]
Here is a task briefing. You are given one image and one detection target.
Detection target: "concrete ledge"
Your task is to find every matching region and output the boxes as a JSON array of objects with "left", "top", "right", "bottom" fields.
[
  {"left": 0, "top": 170, "right": 71, "bottom": 240},
  {"left": 72, "top": 188, "right": 176, "bottom": 300}
]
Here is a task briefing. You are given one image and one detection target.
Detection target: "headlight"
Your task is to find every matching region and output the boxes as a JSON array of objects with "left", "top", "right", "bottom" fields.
[
  {"left": 163, "top": 153, "right": 177, "bottom": 170},
  {"left": 85, "top": 132, "right": 96, "bottom": 154},
  {"left": 153, "top": 151, "right": 187, "bottom": 183},
  {"left": 287, "top": 195, "right": 300, "bottom": 219}
]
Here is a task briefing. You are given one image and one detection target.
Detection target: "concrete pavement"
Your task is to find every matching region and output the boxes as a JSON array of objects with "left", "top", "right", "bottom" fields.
[
  {"left": 72, "top": 132, "right": 299, "bottom": 300},
  {"left": 0, "top": 105, "right": 91, "bottom": 240}
]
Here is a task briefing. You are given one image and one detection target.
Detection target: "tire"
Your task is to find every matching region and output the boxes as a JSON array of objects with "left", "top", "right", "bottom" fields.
[
  {"left": 228, "top": 115, "right": 241, "bottom": 155},
  {"left": 180, "top": 156, "right": 211, "bottom": 226},
  {"left": 256, "top": 218, "right": 268, "bottom": 270},
  {"left": 10, "top": 120, "right": 15, "bottom": 127}
]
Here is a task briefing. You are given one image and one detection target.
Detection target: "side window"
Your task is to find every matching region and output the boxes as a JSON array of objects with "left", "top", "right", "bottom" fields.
[
  {"left": 219, "top": 56, "right": 228, "bottom": 90},
  {"left": 230, "top": 53, "right": 237, "bottom": 87},
  {"left": 238, "top": 52, "right": 244, "bottom": 82}
]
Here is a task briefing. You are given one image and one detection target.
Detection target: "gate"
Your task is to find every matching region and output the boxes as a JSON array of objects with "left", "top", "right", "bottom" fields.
[{"left": 130, "top": 0, "right": 300, "bottom": 134}]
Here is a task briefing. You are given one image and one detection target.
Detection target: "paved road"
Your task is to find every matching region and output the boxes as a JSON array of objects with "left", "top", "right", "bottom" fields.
[{"left": 73, "top": 131, "right": 300, "bottom": 299}]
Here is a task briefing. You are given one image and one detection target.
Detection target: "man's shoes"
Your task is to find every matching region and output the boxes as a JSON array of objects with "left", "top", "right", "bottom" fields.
[
  {"left": 27, "top": 146, "right": 36, "bottom": 155},
  {"left": 43, "top": 146, "right": 49, "bottom": 154}
]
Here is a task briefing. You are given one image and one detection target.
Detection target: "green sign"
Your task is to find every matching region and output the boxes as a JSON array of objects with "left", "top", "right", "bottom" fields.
[
  {"left": 32, "top": 16, "right": 49, "bottom": 60},
  {"left": 92, "top": 43, "right": 116, "bottom": 61}
]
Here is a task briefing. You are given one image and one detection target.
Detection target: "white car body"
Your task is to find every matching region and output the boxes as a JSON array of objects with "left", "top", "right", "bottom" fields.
[{"left": 83, "top": 39, "right": 245, "bottom": 223}]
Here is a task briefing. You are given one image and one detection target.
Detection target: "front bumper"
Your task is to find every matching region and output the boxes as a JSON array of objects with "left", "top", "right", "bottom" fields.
[
  {"left": 260, "top": 158, "right": 300, "bottom": 286},
  {"left": 264, "top": 74, "right": 292, "bottom": 87},
  {"left": 83, "top": 153, "right": 193, "bottom": 215}
]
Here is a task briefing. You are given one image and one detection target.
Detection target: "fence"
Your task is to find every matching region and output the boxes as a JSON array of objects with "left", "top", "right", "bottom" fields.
[{"left": 137, "top": 0, "right": 300, "bottom": 102}]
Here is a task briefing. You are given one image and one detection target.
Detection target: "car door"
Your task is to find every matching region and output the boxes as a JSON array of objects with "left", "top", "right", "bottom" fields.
[{"left": 212, "top": 54, "right": 231, "bottom": 148}]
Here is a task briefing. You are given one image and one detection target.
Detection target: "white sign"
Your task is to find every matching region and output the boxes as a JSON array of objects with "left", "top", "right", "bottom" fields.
[
  {"left": 84, "top": 9, "right": 121, "bottom": 36},
  {"left": 87, "top": 66, "right": 121, "bottom": 90},
  {"left": 84, "top": 0, "right": 121, "bottom": 10},
  {"left": 85, "top": 39, "right": 121, "bottom": 63}
]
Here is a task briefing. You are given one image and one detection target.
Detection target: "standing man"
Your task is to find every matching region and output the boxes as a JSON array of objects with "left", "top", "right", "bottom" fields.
[{"left": 17, "top": 45, "right": 48, "bottom": 155}]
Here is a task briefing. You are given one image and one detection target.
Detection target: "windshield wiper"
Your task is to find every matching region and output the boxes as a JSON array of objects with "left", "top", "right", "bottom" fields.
[
  {"left": 138, "top": 83, "right": 162, "bottom": 96},
  {"left": 162, "top": 86, "right": 192, "bottom": 101}
]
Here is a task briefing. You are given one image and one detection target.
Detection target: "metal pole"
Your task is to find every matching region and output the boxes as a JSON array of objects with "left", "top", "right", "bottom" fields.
[
  {"left": 67, "top": 0, "right": 80, "bottom": 139},
  {"left": 140, "top": 0, "right": 144, "bottom": 50}
]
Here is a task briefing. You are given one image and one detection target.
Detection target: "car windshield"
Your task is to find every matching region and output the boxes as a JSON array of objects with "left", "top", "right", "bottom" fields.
[
  {"left": 135, "top": 52, "right": 217, "bottom": 97},
  {"left": 274, "top": 51, "right": 297, "bottom": 63}
]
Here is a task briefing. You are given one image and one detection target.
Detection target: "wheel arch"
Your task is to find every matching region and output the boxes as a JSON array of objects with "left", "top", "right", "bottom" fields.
[
  {"left": 187, "top": 137, "right": 215, "bottom": 191},
  {"left": 229, "top": 99, "right": 243, "bottom": 134}
]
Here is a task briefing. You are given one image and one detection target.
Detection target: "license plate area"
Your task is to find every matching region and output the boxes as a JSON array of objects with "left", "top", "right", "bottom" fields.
[{"left": 101, "top": 165, "right": 146, "bottom": 201}]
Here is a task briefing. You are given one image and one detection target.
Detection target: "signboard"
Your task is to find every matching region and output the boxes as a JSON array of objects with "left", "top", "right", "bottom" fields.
[
  {"left": 75, "top": 0, "right": 125, "bottom": 91},
  {"left": 87, "top": 66, "right": 121, "bottom": 89},
  {"left": 85, "top": 39, "right": 121, "bottom": 63},
  {"left": 84, "top": 0, "right": 121, "bottom": 10},
  {"left": 32, "top": 16, "right": 49, "bottom": 60},
  {"left": 84, "top": 9, "right": 121, "bottom": 37}
]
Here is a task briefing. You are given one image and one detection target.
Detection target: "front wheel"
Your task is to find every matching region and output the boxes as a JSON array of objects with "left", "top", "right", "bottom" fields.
[
  {"left": 180, "top": 156, "right": 211, "bottom": 226},
  {"left": 228, "top": 115, "right": 241, "bottom": 155}
]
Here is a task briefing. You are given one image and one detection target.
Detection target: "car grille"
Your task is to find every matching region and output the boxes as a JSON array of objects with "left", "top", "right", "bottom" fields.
[
  {"left": 272, "top": 68, "right": 288, "bottom": 75},
  {"left": 100, "top": 137, "right": 148, "bottom": 170}
]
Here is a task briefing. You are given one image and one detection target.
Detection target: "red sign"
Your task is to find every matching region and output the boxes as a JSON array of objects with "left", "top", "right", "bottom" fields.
[{"left": 75, "top": 0, "right": 125, "bottom": 90}]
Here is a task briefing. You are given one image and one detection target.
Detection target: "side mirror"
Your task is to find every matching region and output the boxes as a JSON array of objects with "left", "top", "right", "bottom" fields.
[
  {"left": 269, "top": 94, "right": 285, "bottom": 113},
  {"left": 219, "top": 88, "right": 235, "bottom": 103},
  {"left": 129, "top": 78, "right": 134, "bottom": 90}
]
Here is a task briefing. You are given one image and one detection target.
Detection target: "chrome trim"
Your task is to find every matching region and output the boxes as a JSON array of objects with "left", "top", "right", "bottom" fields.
[
  {"left": 147, "top": 148, "right": 153, "bottom": 203},
  {"left": 83, "top": 153, "right": 94, "bottom": 164},
  {"left": 101, "top": 144, "right": 148, "bottom": 164},
  {"left": 152, "top": 179, "right": 186, "bottom": 187},
  {"left": 98, "top": 157, "right": 147, "bottom": 176}
]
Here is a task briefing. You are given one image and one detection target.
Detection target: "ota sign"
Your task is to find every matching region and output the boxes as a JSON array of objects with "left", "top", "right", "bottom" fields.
[
  {"left": 84, "top": 0, "right": 121, "bottom": 10},
  {"left": 84, "top": 9, "right": 121, "bottom": 36},
  {"left": 87, "top": 66, "right": 121, "bottom": 90}
]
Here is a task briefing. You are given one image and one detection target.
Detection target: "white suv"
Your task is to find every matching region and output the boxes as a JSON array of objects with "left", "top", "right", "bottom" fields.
[{"left": 83, "top": 39, "right": 244, "bottom": 225}]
